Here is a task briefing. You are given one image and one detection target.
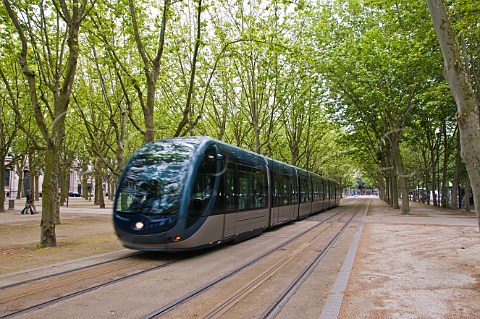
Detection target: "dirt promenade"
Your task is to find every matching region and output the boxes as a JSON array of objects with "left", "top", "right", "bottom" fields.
[
  {"left": 1, "top": 196, "right": 479, "bottom": 318},
  {"left": 340, "top": 198, "right": 479, "bottom": 319},
  {"left": 0, "top": 197, "right": 121, "bottom": 274}
]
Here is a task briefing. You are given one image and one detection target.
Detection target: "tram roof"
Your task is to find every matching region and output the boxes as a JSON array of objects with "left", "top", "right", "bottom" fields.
[{"left": 140, "top": 136, "right": 337, "bottom": 184}]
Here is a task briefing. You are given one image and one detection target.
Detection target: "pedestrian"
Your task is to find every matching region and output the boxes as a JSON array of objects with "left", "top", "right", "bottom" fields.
[{"left": 21, "top": 190, "right": 35, "bottom": 215}]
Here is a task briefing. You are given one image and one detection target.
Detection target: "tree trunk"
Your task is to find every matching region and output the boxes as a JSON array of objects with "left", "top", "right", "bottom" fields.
[
  {"left": 28, "top": 148, "right": 37, "bottom": 214},
  {"left": 15, "top": 157, "right": 25, "bottom": 199},
  {"left": 60, "top": 163, "right": 69, "bottom": 206},
  {"left": 34, "top": 173, "right": 40, "bottom": 201},
  {"left": 428, "top": 0, "right": 480, "bottom": 229},
  {"left": 94, "top": 156, "right": 105, "bottom": 208},
  {"left": 114, "top": 106, "right": 126, "bottom": 198},
  {"left": 174, "top": 0, "right": 202, "bottom": 138},
  {"left": 391, "top": 135, "right": 409, "bottom": 214},
  {"left": 387, "top": 144, "right": 399, "bottom": 209},
  {"left": 0, "top": 160, "right": 5, "bottom": 213},
  {"left": 5, "top": 0, "right": 91, "bottom": 245},
  {"left": 451, "top": 134, "right": 461, "bottom": 209},
  {"left": 82, "top": 170, "right": 89, "bottom": 199},
  {"left": 441, "top": 129, "right": 450, "bottom": 208},
  {"left": 386, "top": 174, "right": 391, "bottom": 204},
  {"left": 376, "top": 170, "right": 386, "bottom": 201},
  {"left": 464, "top": 182, "right": 471, "bottom": 213},
  {"left": 431, "top": 145, "right": 438, "bottom": 206},
  {"left": 40, "top": 147, "right": 58, "bottom": 247},
  {"left": 144, "top": 81, "right": 156, "bottom": 143}
]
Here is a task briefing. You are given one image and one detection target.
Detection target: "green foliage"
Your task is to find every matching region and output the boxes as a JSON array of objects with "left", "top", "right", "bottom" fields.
[{"left": 3, "top": 0, "right": 477, "bottom": 200}]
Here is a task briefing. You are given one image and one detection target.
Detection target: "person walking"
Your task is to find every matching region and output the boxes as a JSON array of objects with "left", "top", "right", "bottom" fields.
[{"left": 21, "top": 190, "right": 35, "bottom": 215}]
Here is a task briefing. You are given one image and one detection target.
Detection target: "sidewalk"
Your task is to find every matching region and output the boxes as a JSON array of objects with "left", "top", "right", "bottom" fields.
[
  {"left": 339, "top": 198, "right": 480, "bottom": 319},
  {"left": 0, "top": 197, "right": 120, "bottom": 274},
  {"left": 2, "top": 197, "right": 113, "bottom": 220}
]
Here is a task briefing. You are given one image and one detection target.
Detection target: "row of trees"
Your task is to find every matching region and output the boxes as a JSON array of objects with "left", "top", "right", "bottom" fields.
[
  {"left": 1, "top": 0, "right": 479, "bottom": 248},
  {"left": 317, "top": 0, "right": 480, "bottom": 224}
]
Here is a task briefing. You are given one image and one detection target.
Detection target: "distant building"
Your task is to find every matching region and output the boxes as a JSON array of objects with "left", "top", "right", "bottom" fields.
[{"left": 3, "top": 157, "right": 85, "bottom": 199}]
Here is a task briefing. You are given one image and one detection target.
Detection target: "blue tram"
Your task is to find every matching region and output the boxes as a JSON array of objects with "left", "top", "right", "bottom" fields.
[{"left": 113, "top": 137, "right": 341, "bottom": 251}]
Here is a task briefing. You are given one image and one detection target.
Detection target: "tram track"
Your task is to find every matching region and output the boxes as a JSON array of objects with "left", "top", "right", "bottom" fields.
[
  {"left": 0, "top": 250, "right": 142, "bottom": 290},
  {"left": 0, "top": 253, "right": 185, "bottom": 318},
  {"left": 0, "top": 213, "right": 339, "bottom": 319},
  {"left": 201, "top": 220, "right": 344, "bottom": 319},
  {"left": 142, "top": 199, "right": 366, "bottom": 319},
  {"left": 0, "top": 198, "right": 364, "bottom": 319},
  {"left": 261, "top": 200, "right": 368, "bottom": 319}
]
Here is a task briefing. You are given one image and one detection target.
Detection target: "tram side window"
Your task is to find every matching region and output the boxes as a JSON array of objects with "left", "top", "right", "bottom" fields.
[
  {"left": 320, "top": 181, "right": 325, "bottom": 201},
  {"left": 312, "top": 180, "right": 319, "bottom": 202},
  {"left": 273, "top": 174, "right": 281, "bottom": 207},
  {"left": 317, "top": 180, "right": 322, "bottom": 201},
  {"left": 225, "top": 163, "right": 237, "bottom": 211},
  {"left": 320, "top": 180, "right": 324, "bottom": 201},
  {"left": 273, "top": 173, "right": 291, "bottom": 207},
  {"left": 300, "top": 178, "right": 311, "bottom": 203},
  {"left": 238, "top": 165, "right": 253, "bottom": 210},
  {"left": 303, "top": 179, "right": 312, "bottom": 203},
  {"left": 291, "top": 175, "right": 298, "bottom": 204},
  {"left": 311, "top": 180, "right": 316, "bottom": 202},
  {"left": 253, "top": 169, "right": 268, "bottom": 209},
  {"left": 212, "top": 169, "right": 225, "bottom": 213},
  {"left": 187, "top": 149, "right": 216, "bottom": 227},
  {"left": 223, "top": 163, "right": 267, "bottom": 211},
  {"left": 319, "top": 181, "right": 323, "bottom": 201}
]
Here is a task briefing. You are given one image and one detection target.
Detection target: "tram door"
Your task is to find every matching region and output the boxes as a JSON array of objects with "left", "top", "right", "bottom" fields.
[
  {"left": 222, "top": 161, "right": 237, "bottom": 239},
  {"left": 271, "top": 172, "right": 297, "bottom": 225}
]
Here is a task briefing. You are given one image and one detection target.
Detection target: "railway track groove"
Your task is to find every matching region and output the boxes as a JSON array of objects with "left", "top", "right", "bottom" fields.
[
  {"left": 0, "top": 258, "right": 181, "bottom": 318},
  {"left": 142, "top": 199, "right": 364, "bottom": 319},
  {"left": 1, "top": 199, "right": 363, "bottom": 319}
]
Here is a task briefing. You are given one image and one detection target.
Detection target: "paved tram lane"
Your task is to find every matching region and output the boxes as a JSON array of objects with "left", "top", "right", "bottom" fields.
[{"left": 1, "top": 196, "right": 479, "bottom": 318}]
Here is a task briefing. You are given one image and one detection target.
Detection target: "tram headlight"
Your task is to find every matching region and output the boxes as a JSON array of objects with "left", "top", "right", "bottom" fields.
[
  {"left": 134, "top": 222, "right": 144, "bottom": 230},
  {"left": 167, "top": 236, "right": 181, "bottom": 242}
]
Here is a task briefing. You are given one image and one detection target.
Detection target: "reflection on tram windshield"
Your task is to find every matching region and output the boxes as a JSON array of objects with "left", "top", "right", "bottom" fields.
[{"left": 115, "top": 140, "right": 195, "bottom": 215}]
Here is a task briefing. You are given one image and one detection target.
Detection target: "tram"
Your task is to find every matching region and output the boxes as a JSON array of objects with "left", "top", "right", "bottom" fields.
[{"left": 113, "top": 136, "right": 341, "bottom": 251}]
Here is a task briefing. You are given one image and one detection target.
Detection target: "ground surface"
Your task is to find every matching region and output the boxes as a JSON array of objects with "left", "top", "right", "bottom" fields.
[
  {"left": 339, "top": 198, "right": 480, "bottom": 319},
  {"left": 0, "top": 198, "right": 122, "bottom": 274},
  {"left": 1, "top": 197, "right": 479, "bottom": 318}
]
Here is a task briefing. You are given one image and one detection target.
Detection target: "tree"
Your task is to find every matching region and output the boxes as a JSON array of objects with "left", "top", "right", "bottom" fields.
[
  {"left": 173, "top": 0, "right": 204, "bottom": 137},
  {"left": 4, "top": 0, "right": 95, "bottom": 246},
  {"left": 428, "top": 0, "right": 480, "bottom": 230},
  {"left": 129, "top": 0, "right": 171, "bottom": 143},
  {"left": 0, "top": 54, "right": 19, "bottom": 212},
  {"left": 317, "top": 0, "right": 444, "bottom": 213}
]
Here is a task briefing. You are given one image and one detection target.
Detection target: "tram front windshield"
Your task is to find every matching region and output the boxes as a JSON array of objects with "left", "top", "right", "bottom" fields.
[{"left": 114, "top": 140, "right": 196, "bottom": 215}]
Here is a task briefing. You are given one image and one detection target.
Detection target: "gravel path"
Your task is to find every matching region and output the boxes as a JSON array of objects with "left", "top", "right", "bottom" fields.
[{"left": 339, "top": 198, "right": 479, "bottom": 319}]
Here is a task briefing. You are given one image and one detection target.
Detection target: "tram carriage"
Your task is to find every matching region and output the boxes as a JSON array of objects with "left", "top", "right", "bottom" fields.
[{"left": 113, "top": 136, "right": 341, "bottom": 251}]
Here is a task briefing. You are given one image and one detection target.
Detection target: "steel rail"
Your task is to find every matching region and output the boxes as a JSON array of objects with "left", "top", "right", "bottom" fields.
[
  {"left": 0, "top": 251, "right": 142, "bottom": 290},
  {"left": 141, "top": 201, "right": 358, "bottom": 319},
  {"left": 262, "top": 200, "right": 369, "bottom": 319}
]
